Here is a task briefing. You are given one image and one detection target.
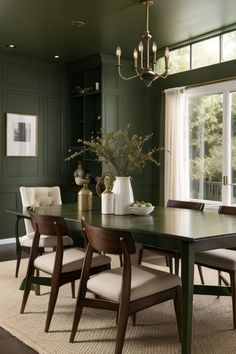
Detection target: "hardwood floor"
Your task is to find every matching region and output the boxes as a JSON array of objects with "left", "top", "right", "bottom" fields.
[{"left": 0, "top": 242, "right": 38, "bottom": 354}]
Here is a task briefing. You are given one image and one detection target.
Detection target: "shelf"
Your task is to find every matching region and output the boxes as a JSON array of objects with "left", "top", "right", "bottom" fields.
[
  {"left": 68, "top": 62, "right": 102, "bottom": 185},
  {"left": 72, "top": 90, "right": 101, "bottom": 98}
]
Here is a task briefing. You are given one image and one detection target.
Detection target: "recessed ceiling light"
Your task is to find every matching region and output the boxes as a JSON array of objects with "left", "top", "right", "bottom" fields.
[
  {"left": 54, "top": 55, "right": 60, "bottom": 59},
  {"left": 6, "top": 44, "right": 16, "bottom": 48},
  {"left": 71, "top": 20, "right": 86, "bottom": 28}
]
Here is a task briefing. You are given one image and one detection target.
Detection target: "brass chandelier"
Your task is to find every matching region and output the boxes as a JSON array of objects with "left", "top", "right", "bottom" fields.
[{"left": 116, "top": 0, "right": 169, "bottom": 88}]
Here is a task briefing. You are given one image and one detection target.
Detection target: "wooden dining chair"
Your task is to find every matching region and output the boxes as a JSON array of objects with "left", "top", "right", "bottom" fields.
[
  {"left": 138, "top": 199, "right": 205, "bottom": 281},
  {"left": 69, "top": 220, "right": 181, "bottom": 354},
  {"left": 195, "top": 204, "right": 236, "bottom": 328},
  {"left": 20, "top": 208, "right": 111, "bottom": 333},
  {"left": 15, "top": 186, "right": 74, "bottom": 277}
]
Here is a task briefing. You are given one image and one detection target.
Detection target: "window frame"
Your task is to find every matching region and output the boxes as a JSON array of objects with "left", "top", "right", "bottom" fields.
[{"left": 186, "top": 79, "right": 236, "bottom": 205}]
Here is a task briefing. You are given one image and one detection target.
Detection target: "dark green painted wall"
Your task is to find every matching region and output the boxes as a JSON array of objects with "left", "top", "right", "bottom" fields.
[{"left": 0, "top": 54, "right": 68, "bottom": 239}]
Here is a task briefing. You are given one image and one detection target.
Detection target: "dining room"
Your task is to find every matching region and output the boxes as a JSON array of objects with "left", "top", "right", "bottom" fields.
[{"left": 1, "top": 1, "right": 236, "bottom": 353}]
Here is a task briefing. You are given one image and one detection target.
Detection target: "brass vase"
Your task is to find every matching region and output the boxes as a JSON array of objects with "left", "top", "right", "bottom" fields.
[{"left": 78, "top": 184, "right": 93, "bottom": 210}]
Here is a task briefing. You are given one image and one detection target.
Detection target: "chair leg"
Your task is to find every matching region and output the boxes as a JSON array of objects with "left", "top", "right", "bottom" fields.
[
  {"left": 45, "top": 277, "right": 60, "bottom": 332},
  {"left": 20, "top": 267, "right": 35, "bottom": 314},
  {"left": 138, "top": 247, "right": 143, "bottom": 265},
  {"left": 71, "top": 281, "right": 75, "bottom": 298},
  {"left": 229, "top": 271, "right": 236, "bottom": 329},
  {"left": 131, "top": 312, "right": 136, "bottom": 326},
  {"left": 173, "top": 287, "right": 182, "bottom": 342},
  {"left": 119, "top": 254, "right": 123, "bottom": 267},
  {"left": 168, "top": 256, "right": 173, "bottom": 274},
  {"left": 174, "top": 255, "right": 180, "bottom": 275},
  {"left": 70, "top": 302, "right": 84, "bottom": 342},
  {"left": 218, "top": 271, "right": 222, "bottom": 286},
  {"left": 197, "top": 265, "right": 205, "bottom": 285},
  {"left": 115, "top": 310, "right": 129, "bottom": 354},
  {"left": 15, "top": 247, "right": 22, "bottom": 278}
]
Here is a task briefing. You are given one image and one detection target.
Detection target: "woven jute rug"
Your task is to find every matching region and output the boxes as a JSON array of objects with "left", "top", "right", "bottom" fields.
[{"left": 1, "top": 258, "right": 236, "bottom": 354}]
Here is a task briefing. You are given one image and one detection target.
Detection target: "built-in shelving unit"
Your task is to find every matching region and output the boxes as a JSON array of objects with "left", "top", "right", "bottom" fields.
[{"left": 67, "top": 60, "right": 102, "bottom": 185}]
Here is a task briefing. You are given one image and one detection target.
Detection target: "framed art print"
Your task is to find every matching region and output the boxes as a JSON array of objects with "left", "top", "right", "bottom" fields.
[{"left": 6, "top": 113, "right": 38, "bottom": 157}]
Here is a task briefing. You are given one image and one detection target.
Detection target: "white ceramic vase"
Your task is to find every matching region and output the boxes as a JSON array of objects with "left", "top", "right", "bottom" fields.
[{"left": 112, "top": 176, "right": 134, "bottom": 215}]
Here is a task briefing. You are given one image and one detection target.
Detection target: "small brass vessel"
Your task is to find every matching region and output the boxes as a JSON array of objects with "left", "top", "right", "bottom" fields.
[{"left": 78, "top": 184, "right": 93, "bottom": 210}]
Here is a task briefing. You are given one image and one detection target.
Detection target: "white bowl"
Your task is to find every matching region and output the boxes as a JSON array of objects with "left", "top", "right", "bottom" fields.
[{"left": 128, "top": 206, "right": 155, "bottom": 215}]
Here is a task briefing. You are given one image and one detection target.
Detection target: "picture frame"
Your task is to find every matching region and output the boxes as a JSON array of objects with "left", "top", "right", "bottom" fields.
[{"left": 6, "top": 113, "right": 38, "bottom": 157}]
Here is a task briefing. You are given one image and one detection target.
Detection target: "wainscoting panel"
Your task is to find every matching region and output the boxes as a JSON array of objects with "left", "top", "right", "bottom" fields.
[
  {"left": 45, "top": 97, "right": 66, "bottom": 176},
  {"left": 5, "top": 63, "right": 41, "bottom": 92},
  {"left": 0, "top": 190, "right": 17, "bottom": 238}
]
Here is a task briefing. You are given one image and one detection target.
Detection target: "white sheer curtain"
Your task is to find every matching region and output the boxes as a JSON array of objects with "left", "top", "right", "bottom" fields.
[{"left": 164, "top": 87, "right": 189, "bottom": 205}]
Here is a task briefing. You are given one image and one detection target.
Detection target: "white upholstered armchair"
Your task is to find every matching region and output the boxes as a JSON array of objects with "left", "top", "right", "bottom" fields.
[{"left": 15, "top": 186, "right": 73, "bottom": 277}]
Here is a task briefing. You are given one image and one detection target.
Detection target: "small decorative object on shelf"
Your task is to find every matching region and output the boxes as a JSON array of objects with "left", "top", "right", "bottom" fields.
[
  {"left": 78, "top": 183, "right": 93, "bottom": 210},
  {"left": 101, "top": 175, "right": 114, "bottom": 214},
  {"left": 74, "top": 161, "right": 90, "bottom": 186}
]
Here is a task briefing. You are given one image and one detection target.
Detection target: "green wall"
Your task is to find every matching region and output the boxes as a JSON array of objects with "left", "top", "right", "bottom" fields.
[
  {"left": 0, "top": 54, "right": 68, "bottom": 239},
  {"left": 151, "top": 59, "right": 236, "bottom": 205}
]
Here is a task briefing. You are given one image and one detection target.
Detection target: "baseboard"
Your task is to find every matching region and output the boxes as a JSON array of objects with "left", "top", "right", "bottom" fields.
[{"left": 0, "top": 237, "right": 15, "bottom": 245}]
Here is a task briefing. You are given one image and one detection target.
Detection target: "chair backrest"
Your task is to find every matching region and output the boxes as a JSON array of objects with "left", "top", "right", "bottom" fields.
[
  {"left": 218, "top": 205, "right": 236, "bottom": 215},
  {"left": 81, "top": 219, "right": 136, "bottom": 256},
  {"left": 20, "top": 186, "right": 62, "bottom": 234},
  {"left": 27, "top": 208, "right": 69, "bottom": 270},
  {"left": 28, "top": 207, "right": 68, "bottom": 238},
  {"left": 167, "top": 199, "right": 205, "bottom": 211}
]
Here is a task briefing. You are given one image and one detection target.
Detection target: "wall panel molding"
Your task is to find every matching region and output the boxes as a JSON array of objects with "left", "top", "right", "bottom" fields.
[{"left": 0, "top": 53, "right": 67, "bottom": 239}]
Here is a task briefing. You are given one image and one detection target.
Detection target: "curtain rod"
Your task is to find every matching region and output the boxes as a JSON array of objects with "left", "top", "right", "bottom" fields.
[
  {"left": 162, "top": 75, "right": 236, "bottom": 93},
  {"left": 186, "top": 75, "right": 236, "bottom": 89}
]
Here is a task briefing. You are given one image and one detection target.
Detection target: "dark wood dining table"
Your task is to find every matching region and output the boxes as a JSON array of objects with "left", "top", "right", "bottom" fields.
[{"left": 9, "top": 203, "right": 236, "bottom": 354}]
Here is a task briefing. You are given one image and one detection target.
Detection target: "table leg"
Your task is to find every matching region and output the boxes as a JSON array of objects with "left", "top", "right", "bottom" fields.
[{"left": 181, "top": 242, "right": 195, "bottom": 354}]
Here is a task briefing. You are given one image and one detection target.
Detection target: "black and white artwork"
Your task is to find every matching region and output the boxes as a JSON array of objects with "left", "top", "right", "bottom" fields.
[{"left": 6, "top": 113, "right": 38, "bottom": 156}]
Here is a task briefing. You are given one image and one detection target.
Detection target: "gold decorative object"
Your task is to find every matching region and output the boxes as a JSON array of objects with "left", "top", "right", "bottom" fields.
[
  {"left": 101, "top": 175, "right": 114, "bottom": 214},
  {"left": 78, "top": 184, "right": 93, "bottom": 210}
]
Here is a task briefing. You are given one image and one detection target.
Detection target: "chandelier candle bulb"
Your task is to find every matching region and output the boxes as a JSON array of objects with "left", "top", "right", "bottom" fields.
[
  {"left": 116, "top": 46, "right": 121, "bottom": 66},
  {"left": 152, "top": 42, "right": 157, "bottom": 62},
  {"left": 165, "top": 47, "right": 170, "bottom": 68},
  {"left": 133, "top": 49, "right": 138, "bottom": 68},
  {"left": 138, "top": 41, "right": 144, "bottom": 68}
]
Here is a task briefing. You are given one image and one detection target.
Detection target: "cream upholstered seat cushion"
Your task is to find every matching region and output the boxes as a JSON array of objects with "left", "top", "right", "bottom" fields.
[
  {"left": 21, "top": 234, "right": 73, "bottom": 247},
  {"left": 196, "top": 249, "right": 236, "bottom": 270},
  {"left": 34, "top": 248, "right": 111, "bottom": 274},
  {"left": 87, "top": 265, "right": 181, "bottom": 302}
]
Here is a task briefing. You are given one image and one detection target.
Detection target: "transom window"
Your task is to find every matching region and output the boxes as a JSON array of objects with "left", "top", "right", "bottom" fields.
[{"left": 165, "top": 29, "right": 236, "bottom": 75}]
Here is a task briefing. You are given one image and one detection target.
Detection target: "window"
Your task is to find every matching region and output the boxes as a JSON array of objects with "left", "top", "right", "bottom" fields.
[
  {"left": 187, "top": 80, "right": 236, "bottom": 204},
  {"left": 168, "top": 28, "right": 236, "bottom": 75},
  {"left": 222, "top": 30, "right": 236, "bottom": 61},
  {"left": 192, "top": 37, "right": 220, "bottom": 69},
  {"left": 169, "top": 46, "right": 190, "bottom": 74}
]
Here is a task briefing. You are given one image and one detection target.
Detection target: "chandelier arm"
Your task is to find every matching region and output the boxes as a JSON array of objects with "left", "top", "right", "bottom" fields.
[
  {"left": 153, "top": 70, "right": 169, "bottom": 81},
  {"left": 117, "top": 66, "right": 140, "bottom": 80}
]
